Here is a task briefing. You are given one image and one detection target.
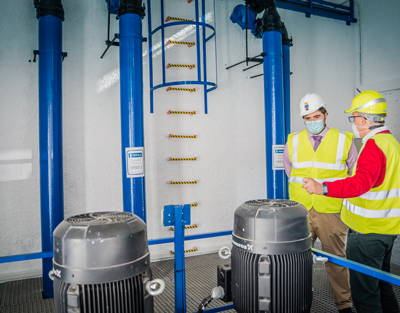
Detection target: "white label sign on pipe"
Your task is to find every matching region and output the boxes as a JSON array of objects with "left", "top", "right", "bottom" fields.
[
  {"left": 272, "top": 145, "right": 285, "bottom": 170},
  {"left": 126, "top": 147, "right": 144, "bottom": 177}
]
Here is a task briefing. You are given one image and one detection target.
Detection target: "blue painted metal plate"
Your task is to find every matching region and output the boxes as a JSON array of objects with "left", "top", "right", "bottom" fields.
[{"left": 163, "top": 205, "right": 191, "bottom": 227}]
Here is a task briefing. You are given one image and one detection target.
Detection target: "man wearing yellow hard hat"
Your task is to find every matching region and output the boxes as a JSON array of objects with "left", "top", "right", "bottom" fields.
[{"left": 303, "top": 90, "right": 400, "bottom": 313}]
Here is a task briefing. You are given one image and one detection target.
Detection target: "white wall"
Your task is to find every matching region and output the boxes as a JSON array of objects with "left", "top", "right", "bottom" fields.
[
  {"left": 356, "top": 0, "right": 400, "bottom": 265},
  {"left": 356, "top": 0, "right": 400, "bottom": 139},
  {"left": 2, "top": 0, "right": 391, "bottom": 279}
]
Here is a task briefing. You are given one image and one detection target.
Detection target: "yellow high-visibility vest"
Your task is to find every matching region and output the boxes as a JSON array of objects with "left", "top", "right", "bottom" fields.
[
  {"left": 341, "top": 133, "right": 400, "bottom": 234},
  {"left": 287, "top": 128, "right": 354, "bottom": 213}
]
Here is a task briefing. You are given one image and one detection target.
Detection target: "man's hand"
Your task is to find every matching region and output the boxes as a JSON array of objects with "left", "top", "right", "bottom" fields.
[{"left": 302, "top": 178, "right": 323, "bottom": 195}]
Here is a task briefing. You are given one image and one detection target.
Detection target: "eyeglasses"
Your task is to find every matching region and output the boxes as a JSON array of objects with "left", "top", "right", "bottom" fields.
[{"left": 348, "top": 116, "right": 366, "bottom": 123}]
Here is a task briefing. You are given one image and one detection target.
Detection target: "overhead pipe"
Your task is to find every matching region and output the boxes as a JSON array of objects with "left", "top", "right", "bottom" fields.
[
  {"left": 34, "top": 0, "right": 65, "bottom": 299},
  {"left": 116, "top": 0, "right": 147, "bottom": 221},
  {"left": 282, "top": 24, "right": 292, "bottom": 199},
  {"left": 259, "top": 1, "right": 287, "bottom": 199}
]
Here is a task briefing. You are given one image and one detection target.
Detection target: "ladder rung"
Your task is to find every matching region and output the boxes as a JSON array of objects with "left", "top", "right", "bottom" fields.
[
  {"left": 170, "top": 224, "right": 198, "bottom": 231},
  {"left": 169, "top": 157, "right": 197, "bottom": 161},
  {"left": 167, "top": 63, "right": 195, "bottom": 69},
  {"left": 168, "top": 110, "right": 196, "bottom": 115},
  {"left": 170, "top": 247, "right": 198, "bottom": 255},
  {"left": 168, "top": 180, "right": 198, "bottom": 184},
  {"left": 169, "top": 134, "right": 197, "bottom": 139},
  {"left": 166, "top": 40, "right": 195, "bottom": 47},
  {"left": 166, "top": 87, "right": 196, "bottom": 92},
  {"left": 165, "top": 16, "right": 194, "bottom": 22}
]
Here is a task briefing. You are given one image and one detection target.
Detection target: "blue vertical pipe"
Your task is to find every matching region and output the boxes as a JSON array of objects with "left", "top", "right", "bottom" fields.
[
  {"left": 119, "top": 13, "right": 146, "bottom": 221},
  {"left": 282, "top": 43, "right": 291, "bottom": 144},
  {"left": 38, "top": 14, "right": 64, "bottom": 298},
  {"left": 282, "top": 42, "right": 291, "bottom": 199},
  {"left": 160, "top": 0, "right": 166, "bottom": 84},
  {"left": 174, "top": 206, "right": 186, "bottom": 313},
  {"left": 202, "top": 0, "right": 208, "bottom": 113},
  {"left": 148, "top": 0, "right": 154, "bottom": 113},
  {"left": 195, "top": 0, "right": 201, "bottom": 82},
  {"left": 263, "top": 30, "right": 286, "bottom": 199}
]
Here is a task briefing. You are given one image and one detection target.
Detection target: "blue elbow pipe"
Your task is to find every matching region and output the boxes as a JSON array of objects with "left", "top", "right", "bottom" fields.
[
  {"left": 263, "top": 30, "right": 287, "bottom": 199},
  {"left": 119, "top": 12, "right": 146, "bottom": 221},
  {"left": 38, "top": 14, "right": 64, "bottom": 299}
]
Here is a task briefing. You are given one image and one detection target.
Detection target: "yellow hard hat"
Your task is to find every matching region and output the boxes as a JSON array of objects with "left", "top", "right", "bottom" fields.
[{"left": 345, "top": 90, "right": 388, "bottom": 114}]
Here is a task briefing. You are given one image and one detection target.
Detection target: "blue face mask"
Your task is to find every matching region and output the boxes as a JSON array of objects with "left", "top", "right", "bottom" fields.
[{"left": 305, "top": 119, "right": 325, "bottom": 134}]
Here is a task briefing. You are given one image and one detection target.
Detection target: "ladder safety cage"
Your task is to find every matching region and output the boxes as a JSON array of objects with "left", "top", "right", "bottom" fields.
[{"left": 147, "top": 0, "right": 217, "bottom": 114}]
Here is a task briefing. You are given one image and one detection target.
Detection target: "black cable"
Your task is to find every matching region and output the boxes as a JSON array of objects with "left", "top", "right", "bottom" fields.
[{"left": 197, "top": 295, "right": 213, "bottom": 313}]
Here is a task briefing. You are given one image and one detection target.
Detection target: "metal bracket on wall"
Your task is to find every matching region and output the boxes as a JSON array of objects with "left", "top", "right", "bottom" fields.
[
  {"left": 29, "top": 50, "right": 68, "bottom": 63},
  {"left": 99, "top": 1, "right": 148, "bottom": 59},
  {"left": 100, "top": 33, "right": 120, "bottom": 58},
  {"left": 29, "top": 50, "right": 40, "bottom": 63},
  {"left": 225, "top": 52, "right": 266, "bottom": 70}
]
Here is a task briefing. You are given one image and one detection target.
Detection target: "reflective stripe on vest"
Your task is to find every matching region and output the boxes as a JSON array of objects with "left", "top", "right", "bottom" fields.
[
  {"left": 343, "top": 199, "right": 400, "bottom": 218},
  {"left": 359, "top": 188, "right": 400, "bottom": 200},
  {"left": 290, "top": 176, "right": 344, "bottom": 184},
  {"left": 292, "top": 131, "right": 347, "bottom": 170}
]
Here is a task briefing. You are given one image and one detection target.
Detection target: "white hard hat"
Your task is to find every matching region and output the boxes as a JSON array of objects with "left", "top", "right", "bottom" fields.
[{"left": 299, "top": 93, "right": 326, "bottom": 117}]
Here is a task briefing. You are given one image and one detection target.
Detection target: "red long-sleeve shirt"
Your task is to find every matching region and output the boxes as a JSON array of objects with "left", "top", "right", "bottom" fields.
[{"left": 325, "top": 131, "right": 390, "bottom": 198}]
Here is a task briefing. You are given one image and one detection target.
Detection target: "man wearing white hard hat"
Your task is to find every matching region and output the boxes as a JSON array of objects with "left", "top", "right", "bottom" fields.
[
  {"left": 303, "top": 91, "right": 400, "bottom": 313},
  {"left": 283, "top": 93, "right": 357, "bottom": 313}
]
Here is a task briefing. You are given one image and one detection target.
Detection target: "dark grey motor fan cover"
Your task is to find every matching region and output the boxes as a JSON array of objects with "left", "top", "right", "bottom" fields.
[
  {"left": 53, "top": 212, "right": 154, "bottom": 313},
  {"left": 53, "top": 211, "right": 150, "bottom": 284},
  {"left": 231, "top": 199, "right": 313, "bottom": 313},
  {"left": 232, "top": 199, "right": 312, "bottom": 255}
]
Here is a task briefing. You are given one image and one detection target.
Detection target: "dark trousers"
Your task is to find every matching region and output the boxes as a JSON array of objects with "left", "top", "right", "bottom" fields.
[{"left": 346, "top": 230, "right": 399, "bottom": 313}]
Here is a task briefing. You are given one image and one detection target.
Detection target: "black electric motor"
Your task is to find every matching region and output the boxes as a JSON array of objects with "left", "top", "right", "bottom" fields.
[
  {"left": 52, "top": 212, "right": 154, "bottom": 313},
  {"left": 231, "top": 199, "right": 313, "bottom": 313}
]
